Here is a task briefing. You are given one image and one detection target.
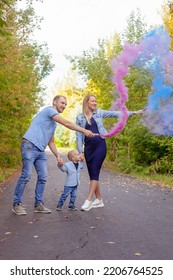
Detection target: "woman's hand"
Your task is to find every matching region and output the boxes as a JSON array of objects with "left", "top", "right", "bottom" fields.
[{"left": 134, "top": 110, "right": 143, "bottom": 115}]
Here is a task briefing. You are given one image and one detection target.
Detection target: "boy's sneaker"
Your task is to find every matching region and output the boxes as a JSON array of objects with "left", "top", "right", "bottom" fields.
[
  {"left": 92, "top": 198, "right": 104, "bottom": 208},
  {"left": 12, "top": 204, "right": 27, "bottom": 215},
  {"left": 56, "top": 206, "right": 62, "bottom": 211},
  {"left": 81, "top": 200, "right": 92, "bottom": 211},
  {"left": 34, "top": 203, "right": 51, "bottom": 214},
  {"left": 68, "top": 205, "right": 77, "bottom": 211}
]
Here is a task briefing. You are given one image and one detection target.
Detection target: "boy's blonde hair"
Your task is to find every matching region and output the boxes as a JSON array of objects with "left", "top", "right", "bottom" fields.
[{"left": 67, "top": 150, "right": 77, "bottom": 161}]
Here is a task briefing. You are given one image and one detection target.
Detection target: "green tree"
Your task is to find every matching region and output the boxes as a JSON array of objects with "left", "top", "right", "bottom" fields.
[
  {"left": 161, "top": 0, "right": 173, "bottom": 50},
  {"left": 121, "top": 8, "right": 148, "bottom": 44},
  {"left": 0, "top": 0, "right": 54, "bottom": 172},
  {"left": 51, "top": 70, "right": 85, "bottom": 148},
  {"left": 67, "top": 35, "right": 122, "bottom": 109},
  {"left": 0, "top": 0, "right": 15, "bottom": 35}
]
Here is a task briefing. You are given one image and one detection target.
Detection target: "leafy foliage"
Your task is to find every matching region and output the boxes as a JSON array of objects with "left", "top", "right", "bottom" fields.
[
  {"left": 0, "top": 0, "right": 54, "bottom": 170},
  {"left": 161, "top": 0, "right": 173, "bottom": 50},
  {"left": 121, "top": 8, "right": 148, "bottom": 44},
  {"left": 67, "top": 36, "right": 122, "bottom": 109},
  {"left": 0, "top": 0, "right": 15, "bottom": 35},
  {"left": 51, "top": 71, "right": 84, "bottom": 147}
]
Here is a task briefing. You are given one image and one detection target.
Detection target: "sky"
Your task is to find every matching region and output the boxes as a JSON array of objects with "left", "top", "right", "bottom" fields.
[{"left": 26, "top": 0, "right": 165, "bottom": 92}]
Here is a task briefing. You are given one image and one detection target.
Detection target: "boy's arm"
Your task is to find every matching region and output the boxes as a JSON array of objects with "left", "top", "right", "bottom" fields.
[
  {"left": 58, "top": 165, "right": 65, "bottom": 172},
  {"left": 57, "top": 162, "right": 68, "bottom": 172}
]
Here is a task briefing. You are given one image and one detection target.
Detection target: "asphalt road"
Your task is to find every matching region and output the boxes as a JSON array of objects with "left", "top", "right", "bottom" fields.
[{"left": 0, "top": 151, "right": 173, "bottom": 260}]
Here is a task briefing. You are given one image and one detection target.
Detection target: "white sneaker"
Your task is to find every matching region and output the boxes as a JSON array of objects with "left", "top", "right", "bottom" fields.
[
  {"left": 92, "top": 198, "right": 104, "bottom": 208},
  {"left": 81, "top": 200, "right": 92, "bottom": 211}
]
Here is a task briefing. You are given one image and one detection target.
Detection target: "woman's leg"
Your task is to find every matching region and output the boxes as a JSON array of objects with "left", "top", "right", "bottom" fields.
[
  {"left": 84, "top": 140, "right": 106, "bottom": 202},
  {"left": 86, "top": 180, "right": 101, "bottom": 201},
  {"left": 94, "top": 182, "right": 101, "bottom": 199}
]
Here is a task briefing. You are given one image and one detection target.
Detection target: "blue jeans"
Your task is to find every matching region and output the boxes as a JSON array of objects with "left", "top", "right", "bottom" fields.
[
  {"left": 57, "top": 185, "right": 78, "bottom": 207},
  {"left": 13, "top": 141, "right": 47, "bottom": 206}
]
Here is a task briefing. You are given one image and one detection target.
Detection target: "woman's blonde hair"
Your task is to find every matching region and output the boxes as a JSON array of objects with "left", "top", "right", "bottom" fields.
[{"left": 82, "top": 94, "right": 96, "bottom": 124}]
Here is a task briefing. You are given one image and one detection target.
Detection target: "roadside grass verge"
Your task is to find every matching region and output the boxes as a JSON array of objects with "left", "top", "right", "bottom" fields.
[{"left": 104, "top": 161, "right": 173, "bottom": 189}]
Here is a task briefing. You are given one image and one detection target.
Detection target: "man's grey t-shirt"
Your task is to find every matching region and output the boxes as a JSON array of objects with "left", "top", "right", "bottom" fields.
[{"left": 23, "top": 106, "right": 58, "bottom": 151}]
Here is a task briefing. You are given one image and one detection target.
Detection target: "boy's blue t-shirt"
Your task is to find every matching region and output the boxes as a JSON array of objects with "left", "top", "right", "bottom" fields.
[{"left": 23, "top": 106, "right": 58, "bottom": 151}]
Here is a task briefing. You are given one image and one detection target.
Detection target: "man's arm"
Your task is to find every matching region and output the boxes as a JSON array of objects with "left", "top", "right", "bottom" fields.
[
  {"left": 52, "top": 115, "right": 94, "bottom": 137},
  {"left": 48, "top": 134, "right": 63, "bottom": 164}
]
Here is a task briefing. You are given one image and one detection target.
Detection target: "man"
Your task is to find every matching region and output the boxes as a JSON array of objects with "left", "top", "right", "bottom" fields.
[{"left": 12, "top": 95, "right": 94, "bottom": 215}]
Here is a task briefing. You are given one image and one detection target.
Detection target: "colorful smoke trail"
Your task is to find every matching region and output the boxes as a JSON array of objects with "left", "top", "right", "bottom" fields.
[
  {"left": 100, "top": 44, "right": 142, "bottom": 138},
  {"left": 102, "top": 25, "right": 173, "bottom": 137},
  {"left": 137, "top": 26, "right": 173, "bottom": 136}
]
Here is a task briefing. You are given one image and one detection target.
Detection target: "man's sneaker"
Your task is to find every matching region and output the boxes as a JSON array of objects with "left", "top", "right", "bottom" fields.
[
  {"left": 81, "top": 200, "right": 92, "bottom": 211},
  {"left": 34, "top": 203, "right": 51, "bottom": 214},
  {"left": 56, "top": 206, "right": 62, "bottom": 211},
  {"left": 92, "top": 198, "right": 104, "bottom": 208},
  {"left": 12, "top": 204, "right": 27, "bottom": 216},
  {"left": 68, "top": 205, "right": 77, "bottom": 211}
]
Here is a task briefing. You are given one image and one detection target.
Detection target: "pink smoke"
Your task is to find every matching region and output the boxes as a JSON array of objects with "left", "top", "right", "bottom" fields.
[{"left": 100, "top": 44, "right": 142, "bottom": 138}]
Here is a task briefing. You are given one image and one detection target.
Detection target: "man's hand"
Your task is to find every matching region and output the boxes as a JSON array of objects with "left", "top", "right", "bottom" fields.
[
  {"left": 57, "top": 156, "right": 63, "bottom": 166},
  {"left": 83, "top": 129, "right": 94, "bottom": 137}
]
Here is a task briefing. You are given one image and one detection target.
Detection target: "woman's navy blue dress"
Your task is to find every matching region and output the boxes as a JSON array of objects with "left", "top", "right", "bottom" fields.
[{"left": 84, "top": 117, "right": 106, "bottom": 180}]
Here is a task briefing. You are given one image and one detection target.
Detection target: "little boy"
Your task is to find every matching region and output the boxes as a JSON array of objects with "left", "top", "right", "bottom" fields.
[{"left": 56, "top": 150, "right": 83, "bottom": 211}]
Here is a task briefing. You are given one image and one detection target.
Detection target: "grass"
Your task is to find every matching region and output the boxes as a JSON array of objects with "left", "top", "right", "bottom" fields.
[
  {"left": 0, "top": 166, "right": 20, "bottom": 186},
  {"left": 104, "top": 161, "right": 173, "bottom": 189}
]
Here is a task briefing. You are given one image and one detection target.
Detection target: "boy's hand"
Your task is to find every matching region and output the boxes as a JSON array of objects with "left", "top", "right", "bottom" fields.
[{"left": 79, "top": 152, "right": 85, "bottom": 162}]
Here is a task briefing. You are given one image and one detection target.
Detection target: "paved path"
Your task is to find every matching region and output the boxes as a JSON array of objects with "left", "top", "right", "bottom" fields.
[{"left": 0, "top": 151, "right": 173, "bottom": 260}]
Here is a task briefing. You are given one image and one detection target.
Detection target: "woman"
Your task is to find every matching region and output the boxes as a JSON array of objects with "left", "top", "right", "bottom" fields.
[{"left": 76, "top": 94, "right": 142, "bottom": 211}]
